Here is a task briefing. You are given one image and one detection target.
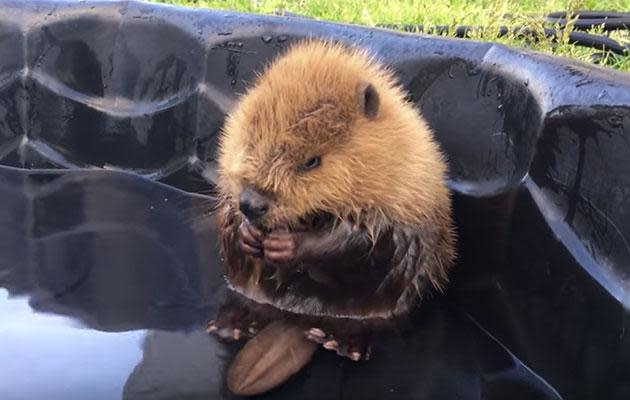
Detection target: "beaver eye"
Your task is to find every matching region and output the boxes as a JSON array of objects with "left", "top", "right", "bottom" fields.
[{"left": 302, "top": 156, "right": 321, "bottom": 171}]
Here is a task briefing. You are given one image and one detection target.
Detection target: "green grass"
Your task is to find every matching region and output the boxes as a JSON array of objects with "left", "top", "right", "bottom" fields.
[{"left": 147, "top": 0, "right": 629, "bottom": 72}]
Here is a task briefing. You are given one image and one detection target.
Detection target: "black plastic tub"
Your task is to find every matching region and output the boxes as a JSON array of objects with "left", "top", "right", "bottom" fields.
[{"left": 1, "top": 1, "right": 629, "bottom": 399}]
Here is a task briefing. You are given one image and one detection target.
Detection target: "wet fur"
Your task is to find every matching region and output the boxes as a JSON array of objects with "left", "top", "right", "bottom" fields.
[
  {"left": 217, "top": 40, "right": 455, "bottom": 316},
  {"left": 212, "top": 40, "right": 456, "bottom": 393}
]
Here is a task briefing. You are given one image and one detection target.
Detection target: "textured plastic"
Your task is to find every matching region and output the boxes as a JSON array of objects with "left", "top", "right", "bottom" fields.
[{"left": 0, "top": 1, "right": 629, "bottom": 400}]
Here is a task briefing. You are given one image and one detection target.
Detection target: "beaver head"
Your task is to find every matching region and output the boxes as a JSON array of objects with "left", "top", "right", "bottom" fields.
[{"left": 217, "top": 41, "right": 450, "bottom": 233}]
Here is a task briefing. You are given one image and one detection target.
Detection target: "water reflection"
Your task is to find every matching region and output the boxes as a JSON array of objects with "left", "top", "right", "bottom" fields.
[
  {"left": 123, "top": 330, "right": 230, "bottom": 400},
  {"left": 0, "top": 166, "right": 604, "bottom": 400},
  {"left": 0, "top": 289, "right": 145, "bottom": 400}
]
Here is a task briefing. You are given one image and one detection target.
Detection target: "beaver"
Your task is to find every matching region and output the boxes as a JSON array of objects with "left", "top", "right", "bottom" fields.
[{"left": 207, "top": 40, "right": 456, "bottom": 395}]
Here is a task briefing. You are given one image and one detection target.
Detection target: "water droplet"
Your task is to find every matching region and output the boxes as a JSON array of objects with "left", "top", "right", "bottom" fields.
[
  {"left": 237, "top": 42, "right": 243, "bottom": 48},
  {"left": 497, "top": 103, "right": 504, "bottom": 111},
  {"left": 277, "top": 35, "right": 288, "bottom": 43},
  {"left": 447, "top": 65, "right": 454, "bottom": 79},
  {"left": 597, "top": 89, "right": 609, "bottom": 100},
  {"left": 231, "top": 79, "right": 237, "bottom": 86},
  {"left": 150, "top": 205, "right": 155, "bottom": 210},
  {"left": 262, "top": 35, "right": 273, "bottom": 43},
  {"left": 466, "top": 65, "right": 481, "bottom": 76}
]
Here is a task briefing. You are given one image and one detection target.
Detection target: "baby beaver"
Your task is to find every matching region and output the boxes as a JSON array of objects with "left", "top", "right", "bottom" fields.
[{"left": 208, "top": 40, "right": 456, "bottom": 395}]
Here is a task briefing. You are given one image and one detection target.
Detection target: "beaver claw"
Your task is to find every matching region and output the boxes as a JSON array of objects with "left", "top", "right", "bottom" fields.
[
  {"left": 207, "top": 320, "right": 257, "bottom": 342},
  {"left": 306, "top": 327, "right": 371, "bottom": 361},
  {"left": 207, "top": 301, "right": 265, "bottom": 342}
]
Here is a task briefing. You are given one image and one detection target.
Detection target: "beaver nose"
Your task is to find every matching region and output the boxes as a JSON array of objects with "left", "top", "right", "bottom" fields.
[{"left": 238, "top": 187, "right": 269, "bottom": 222}]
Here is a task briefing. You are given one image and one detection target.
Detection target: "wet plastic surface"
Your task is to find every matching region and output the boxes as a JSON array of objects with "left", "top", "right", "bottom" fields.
[{"left": 1, "top": 1, "right": 629, "bottom": 399}]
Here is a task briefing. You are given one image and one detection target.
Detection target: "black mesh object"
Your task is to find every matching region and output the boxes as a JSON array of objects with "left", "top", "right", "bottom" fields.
[
  {"left": 546, "top": 10, "right": 630, "bottom": 31},
  {"left": 0, "top": 2, "right": 629, "bottom": 400},
  {"left": 380, "top": 9, "right": 630, "bottom": 55},
  {"left": 380, "top": 10, "right": 630, "bottom": 55}
]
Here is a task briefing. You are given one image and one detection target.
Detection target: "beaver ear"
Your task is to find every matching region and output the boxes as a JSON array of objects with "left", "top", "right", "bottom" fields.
[{"left": 357, "top": 82, "right": 379, "bottom": 120}]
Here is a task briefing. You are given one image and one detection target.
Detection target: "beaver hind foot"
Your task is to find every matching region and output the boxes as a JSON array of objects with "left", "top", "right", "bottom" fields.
[
  {"left": 306, "top": 327, "right": 372, "bottom": 361},
  {"left": 206, "top": 298, "right": 268, "bottom": 342}
]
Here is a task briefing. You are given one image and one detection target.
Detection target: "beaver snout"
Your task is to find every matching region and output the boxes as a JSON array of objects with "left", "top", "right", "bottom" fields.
[{"left": 239, "top": 186, "right": 269, "bottom": 222}]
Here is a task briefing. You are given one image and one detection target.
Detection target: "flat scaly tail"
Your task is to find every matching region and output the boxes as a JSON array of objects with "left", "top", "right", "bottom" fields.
[{"left": 227, "top": 320, "right": 318, "bottom": 396}]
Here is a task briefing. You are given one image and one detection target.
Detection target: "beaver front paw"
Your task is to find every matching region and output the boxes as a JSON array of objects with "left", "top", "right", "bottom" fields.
[
  {"left": 262, "top": 231, "right": 302, "bottom": 266},
  {"left": 238, "top": 220, "right": 264, "bottom": 257}
]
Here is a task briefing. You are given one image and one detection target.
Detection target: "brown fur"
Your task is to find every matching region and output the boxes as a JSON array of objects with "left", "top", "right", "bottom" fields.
[
  {"left": 219, "top": 41, "right": 451, "bottom": 232},
  {"left": 212, "top": 40, "right": 457, "bottom": 395},
  {"left": 216, "top": 40, "right": 456, "bottom": 317}
]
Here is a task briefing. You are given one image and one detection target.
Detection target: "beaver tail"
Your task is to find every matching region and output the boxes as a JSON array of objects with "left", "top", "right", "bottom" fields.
[{"left": 227, "top": 320, "right": 318, "bottom": 396}]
